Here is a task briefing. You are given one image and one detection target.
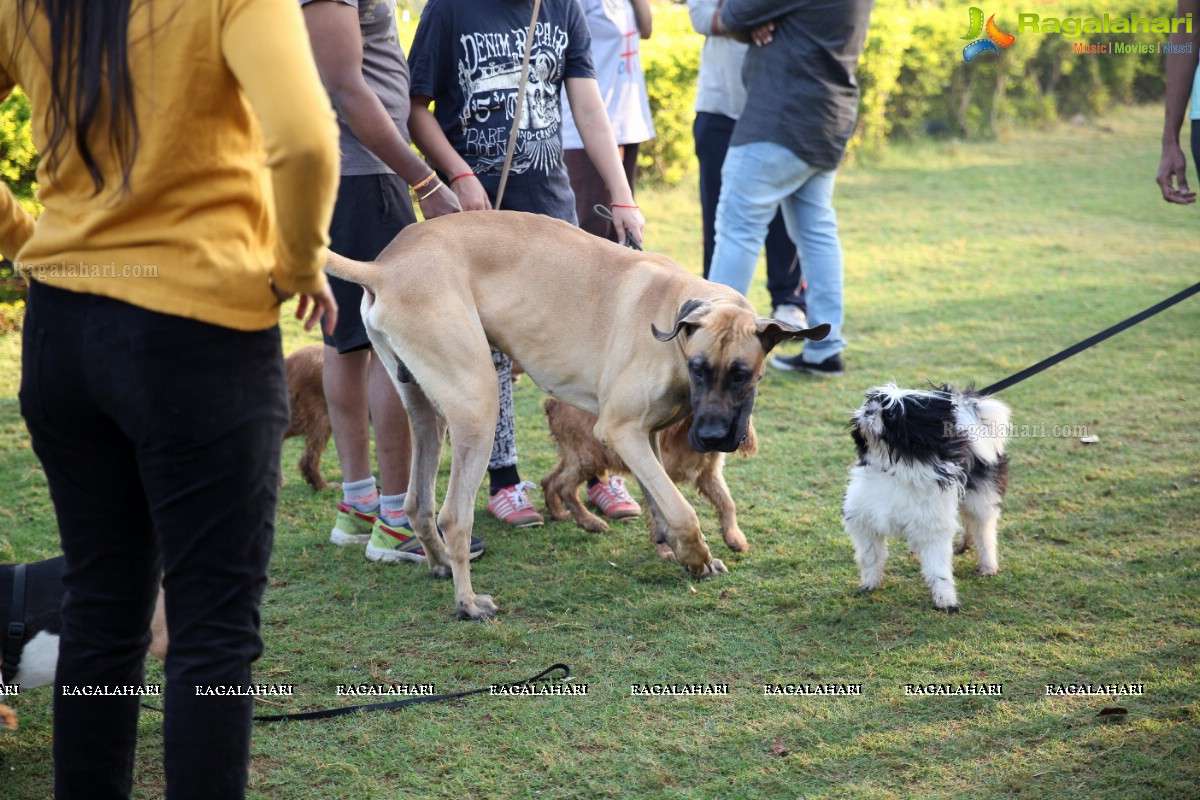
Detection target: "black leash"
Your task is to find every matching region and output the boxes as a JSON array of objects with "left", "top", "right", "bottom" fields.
[
  {"left": 979, "top": 280, "right": 1200, "bottom": 396},
  {"left": 2, "top": 564, "right": 26, "bottom": 685},
  {"left": 143, "top": 663, "right": 571, "bottom": 724}
]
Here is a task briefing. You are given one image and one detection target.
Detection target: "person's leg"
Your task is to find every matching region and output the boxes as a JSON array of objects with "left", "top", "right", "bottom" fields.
[
  {"left": 564, "top": 148, "right": 616, "bottom": 241},
  {"left": 144, "top": 326, "right": 286, "bottom": 800},
  {"left": 324, "top": 174, "right": 418, "bottom": 542},
  {"left": 764, "top": 210, "right": 805, "bottom": 312},
  {"left": 323, "top": 343, "right": 372, "bottom": 488},
  {"left": 369, "top": 352, "right": 411, "bottom": 498},
  {"left": 779, "top": 167, "right": 845, "bottom": 364},
  {"left": 1191, "top": 118, "right": 1199, "bottom": 185},
  {"left": 21, "top": 283, "right": 159, "bottom": 800},
  {"left": 486, "top": 350, "right": 542, "bottom": 527},
  {"left": 621, "top": 142, "right": 640, "bottom": 198},
  {"left": 694, "top": 112, "right": 736, "bottom": 279},
  {"left": 709, "top": 140, "right": 813, "bottom": 298},
  {"left": 24, "top": 283, "right": 288, "bottom": 800}
]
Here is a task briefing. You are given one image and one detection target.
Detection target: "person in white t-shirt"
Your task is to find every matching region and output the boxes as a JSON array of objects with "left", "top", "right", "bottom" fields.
[{"left": 562, "top": 0, "right": 655, "bottom": 242}]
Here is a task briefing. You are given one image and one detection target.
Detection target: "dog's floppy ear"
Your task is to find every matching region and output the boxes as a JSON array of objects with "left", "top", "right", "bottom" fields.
[
  {"left": 652, "top": 299, "right": 711, "bottom": 342},
  {"left": 755, "top": 319, "right": 832, "bottom": 354}
]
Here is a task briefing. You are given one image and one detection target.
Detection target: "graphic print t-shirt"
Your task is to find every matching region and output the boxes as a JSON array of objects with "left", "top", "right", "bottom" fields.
[{"left": 408, "top": 0, "right": 596, "bottom": 219}]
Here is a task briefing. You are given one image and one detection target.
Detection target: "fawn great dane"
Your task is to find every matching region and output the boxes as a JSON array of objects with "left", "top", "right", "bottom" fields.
[{"left": 326, "top": 210, "right": 828, "bottom": 619}]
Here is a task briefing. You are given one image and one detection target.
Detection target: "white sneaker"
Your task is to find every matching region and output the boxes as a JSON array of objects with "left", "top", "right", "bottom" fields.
[{"left": 771, "top": 304, "right": 808, "bottom": 329}]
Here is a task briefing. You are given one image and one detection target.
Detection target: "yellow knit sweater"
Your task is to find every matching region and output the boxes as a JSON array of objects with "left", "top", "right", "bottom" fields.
[{"left": 0, "top": 0, "right": 339, "bottom": 330}]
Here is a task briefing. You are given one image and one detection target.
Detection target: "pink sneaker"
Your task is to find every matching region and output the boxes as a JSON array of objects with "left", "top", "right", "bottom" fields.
[
  {"left": 587, "top": 476, "right": 641, "bottom": 520},
  {"left": 487, "top": 481, "right": 544, "bottom": 527}
]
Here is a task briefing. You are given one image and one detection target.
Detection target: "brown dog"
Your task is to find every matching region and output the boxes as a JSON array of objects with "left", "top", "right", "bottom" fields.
[
  {"left": 325, "top": 210, "right": 828, "bottom": 619},
  {"left": 541, "top": 397, "right": 756, "bottom": 555},
  {"left": 282, "top": 345, "right": 334, "bottom": 491}
]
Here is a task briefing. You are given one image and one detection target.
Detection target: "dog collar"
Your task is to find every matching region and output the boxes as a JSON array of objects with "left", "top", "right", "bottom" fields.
[{"left": 1, "top": 563, "right": 26, "bottom": 685}]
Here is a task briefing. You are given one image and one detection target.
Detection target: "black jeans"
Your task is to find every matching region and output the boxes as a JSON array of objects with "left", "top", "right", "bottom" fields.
[
  {"left": 694, "top": 111, "right": 804, "bottom": 310},
  {"left": 19, "top": 282, "right": 288, "bottom": 800}
]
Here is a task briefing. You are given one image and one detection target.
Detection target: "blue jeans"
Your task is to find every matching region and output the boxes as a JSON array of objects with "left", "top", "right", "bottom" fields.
[
  {"left": 709, "top": 141, "right": 845, "bottom": 363},
  {"left": 694, "top": 113, "right": 804, "bottom": 310}
]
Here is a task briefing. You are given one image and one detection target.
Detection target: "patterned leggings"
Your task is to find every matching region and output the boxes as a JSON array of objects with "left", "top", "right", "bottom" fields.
[{"left": 489, "top": 349, "right": 517, "bottom": 470}]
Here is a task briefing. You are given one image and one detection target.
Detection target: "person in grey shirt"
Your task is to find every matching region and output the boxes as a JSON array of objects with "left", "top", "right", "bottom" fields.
[
  {"left": 301, "top": 0, "right": 483, "bottom": 564},
  {"left": 707, "top": 0, "right": 874, "bottom": 376}
]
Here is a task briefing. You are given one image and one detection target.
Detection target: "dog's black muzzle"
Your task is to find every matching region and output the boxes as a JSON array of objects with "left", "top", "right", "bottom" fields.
[{"left": 688, "top": 391, "right": 755, "bottom": 453}]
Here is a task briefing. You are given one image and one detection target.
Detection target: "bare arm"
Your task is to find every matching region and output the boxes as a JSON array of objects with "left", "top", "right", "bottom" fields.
[
  {"left": 408, "top": 98, "right": 491, "bottom": 211},
  {"left": 630, "top": 0, "right": 652, "bottom": 39},
  {"left": 302, "top": 0, "right": 460, "bottom": 218},
  {"left": 565, "top": 77, "right": 645, "bottom": 245},
  {"left": 1157, "top": 0, "right": 1200, "bottom": 204}
]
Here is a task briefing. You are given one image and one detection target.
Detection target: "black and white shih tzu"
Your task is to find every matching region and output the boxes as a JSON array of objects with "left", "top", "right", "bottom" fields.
[{"left": 843, "top": 383, "right": 1011, "bottom": 611}]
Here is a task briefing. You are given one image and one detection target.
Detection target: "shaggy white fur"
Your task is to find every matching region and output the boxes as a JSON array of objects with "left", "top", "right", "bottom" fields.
[{"left": 843, "top": 384, "right": 1011, "bottom": 611}]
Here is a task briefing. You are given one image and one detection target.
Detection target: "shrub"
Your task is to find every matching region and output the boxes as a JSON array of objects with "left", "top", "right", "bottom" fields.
[
  {"left": 639, "top": 3, "right": 701, "bottom": 185},
  {"left": 0, "top": 87, "right": 38, "bottom": 222},
  {"left": 855, "top": 0, "right": 1175, "bottom": 149}
]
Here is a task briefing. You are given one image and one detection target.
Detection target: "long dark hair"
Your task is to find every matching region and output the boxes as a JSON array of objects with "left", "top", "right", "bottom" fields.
[{"left": 23, "top": 0, "right": 140, "bottom": 194}]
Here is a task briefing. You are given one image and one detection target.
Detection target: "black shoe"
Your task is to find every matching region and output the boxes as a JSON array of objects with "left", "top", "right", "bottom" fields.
[{"left": 770, "top": 352, "right": 845, "bottom": 376}]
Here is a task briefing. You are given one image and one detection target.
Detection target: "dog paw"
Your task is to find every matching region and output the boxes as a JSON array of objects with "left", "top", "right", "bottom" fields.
[
  {"left": 934, "top": 602, "right": 961, "bottom": 613},
  {"left": 722, "top": 531, "right": 749, "bottom": 552},
  {"left": 456, "top": 595, "right": 499, "bottom": 620},
  {"left": 656, "top": 543, "right": 677, "bottom": 562},
  {"left": 854, "top": 584, "right": 876, "bottom": 595},
  {"left": 428, "top": 564, "right": 452, "bottom": 580},
  {"left": 976, "top": 565, "right": 999, "bottom": 577},
  {"left": 953, "top": 540, "right": 972, "bottom": 555},
  {"left": 580, "top": 517, "right": 610, "bottom": 534},
  {"left": 0, "top": 704, "right": 17, "bottom": 731},
  {"left": 688, "top": 558, "right": 728, "bottom": 579}
]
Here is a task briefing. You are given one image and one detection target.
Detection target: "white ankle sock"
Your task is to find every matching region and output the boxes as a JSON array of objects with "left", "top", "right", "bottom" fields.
[{"left": 342, "top": 477, "right": 379, "bottom": 513}]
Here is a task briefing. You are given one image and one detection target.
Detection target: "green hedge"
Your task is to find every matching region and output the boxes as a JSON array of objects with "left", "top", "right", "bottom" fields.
[
  {"left": 856, "top": 0, "right": 1174, "bottom": 147},
  {"left": 0, "top": 87, "right": 38, "bottom": 220}
]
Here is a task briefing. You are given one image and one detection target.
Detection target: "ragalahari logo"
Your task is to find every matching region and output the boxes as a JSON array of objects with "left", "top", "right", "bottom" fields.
[{"left": 962, "top": 7, "right": 1016, "bottom": 62}]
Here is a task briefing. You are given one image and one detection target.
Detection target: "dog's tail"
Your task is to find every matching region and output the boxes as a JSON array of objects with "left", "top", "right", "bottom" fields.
[
  {"left": 324, "top": 250, "right": 382, "bottom": 292},
  {"left": 956, "top": 389, "right": 1011, "bottom": 463}
]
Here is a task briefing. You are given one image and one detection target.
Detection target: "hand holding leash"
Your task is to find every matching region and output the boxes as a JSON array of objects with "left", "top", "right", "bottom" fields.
[
  {"left": 595, "top": 203, "right": 644, "bottom": 248},
  {"left": 451, "top": 173, "right": 490, "bottom": 211},
  {"left": 609, "top": 203, "right": 645, "bottom": 248}
]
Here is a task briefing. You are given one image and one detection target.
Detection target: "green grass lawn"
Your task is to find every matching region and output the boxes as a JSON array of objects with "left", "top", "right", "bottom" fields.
[{"left": 1, "top": 104, "right": 1197, "bottom": 799}]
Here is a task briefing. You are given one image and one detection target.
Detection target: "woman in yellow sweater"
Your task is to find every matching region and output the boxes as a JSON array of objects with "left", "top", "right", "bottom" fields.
[{"left": 0, "top": 0, "right": 340, "bottom": 796}]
